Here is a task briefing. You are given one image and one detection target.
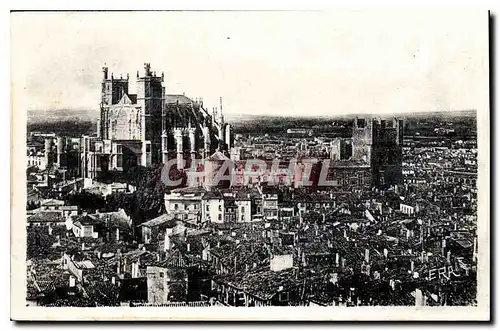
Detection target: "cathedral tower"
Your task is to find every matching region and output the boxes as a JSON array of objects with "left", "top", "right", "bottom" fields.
[
  {"left": 100, "top": 66, "right": 129, "bottom": 139},
  {"left": 136, "top": 63, "right": 165, "bottom": 166}
]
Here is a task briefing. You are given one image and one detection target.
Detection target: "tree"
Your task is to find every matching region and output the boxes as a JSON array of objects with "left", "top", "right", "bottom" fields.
[
  {"left": 66, "top": 191, "right": 106, "bottom": 213},
  {"left": 27, "top": 226, "right": 55, "bottom": 259}
]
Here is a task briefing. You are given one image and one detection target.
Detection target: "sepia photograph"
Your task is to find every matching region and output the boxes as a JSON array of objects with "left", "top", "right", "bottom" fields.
[{"left": 10, "top": 10, "right": 490, "bottom": 321}]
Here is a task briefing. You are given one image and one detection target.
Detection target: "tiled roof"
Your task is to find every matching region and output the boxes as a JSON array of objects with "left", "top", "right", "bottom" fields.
[
  {"left": 214, "top": 268, "right": 303, "bottom": 300},
  {"left": 74, "top": 260, "right": 95, "bottom": 269},
  {"left": 203, "top": 189, "right": 224, "bottom": 200},
  {"left": 170, "top": 186, "right": 207, "bottom": 196},
  {"left": 91, "top": 209, "right": 131, "bottom": 230},
  {"left": 138, "top": 214, "right": 179, "bottom": 228},
  {"left": 130, "top": 301, "right": 210, "bottom": 307},
  {"left": 207, "top": 151, "right": 230, "bottom": 161},
  {"left": 106, "top": 249, "right": 151, "bottom": 266},
  {"left": 41, "top": 199, "right": 65, "bottom": 206},
  {"left": 74, "top": 214, "right": 96, "bottom": 226},
  {"left": 27, "top": 211, "right": 65, "bottom": 224}
]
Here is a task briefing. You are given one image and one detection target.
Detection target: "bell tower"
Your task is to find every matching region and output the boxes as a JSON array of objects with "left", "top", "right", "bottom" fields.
[{"left": 100, "top": 65, "right": 130, "bottom": 139}]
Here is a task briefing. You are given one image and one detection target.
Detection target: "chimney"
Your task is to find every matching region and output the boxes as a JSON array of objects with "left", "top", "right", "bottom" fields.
[
  {"left": 116, "top": 249, "right": 122, "bottom": 274},
  {"left": 69, "top": 275, "right": 76, "bottom": 288},
  {"left": 446, "top": 250, "right": 451, "bottom": 263},
  {"left": 81, "top": 242, "right": 85, "bottom": 251},
  {"left": 164, "top": 232, "right": 171, "bottom": 252},
  {"left": 364, "top": 249, "right": 370, "bottom": 263},
  {"left": 383, "top": 248, "right": 388, "bottom": 258},
  {"left": 111, "top": 276, "right": 116, "bottom": 285},
  {"left": 187, "top": 243, "right": 191, "bottom": 252},
  {"left": 115, "top": 228, "right": 120, "bottom": 242},
  {"left": 411, "top": 260, "right": 414, "bottom": 272},
  {"left": 335, "top": 252, "right": 339, "bottom": 267}
]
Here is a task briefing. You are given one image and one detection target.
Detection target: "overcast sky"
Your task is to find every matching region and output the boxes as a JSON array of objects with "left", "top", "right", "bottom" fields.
[{"left": 11, "top": 10, "right": 488, "bottom": 117}]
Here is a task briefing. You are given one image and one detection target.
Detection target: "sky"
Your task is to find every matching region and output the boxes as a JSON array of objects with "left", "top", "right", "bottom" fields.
[{"left": 11, "top": 10, "right": 489, "bottom": 118}]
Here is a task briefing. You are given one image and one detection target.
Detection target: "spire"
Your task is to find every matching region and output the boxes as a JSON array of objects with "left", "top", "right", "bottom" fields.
[{"left": 102, "top": 65, "right": 108, "bottom": 80}]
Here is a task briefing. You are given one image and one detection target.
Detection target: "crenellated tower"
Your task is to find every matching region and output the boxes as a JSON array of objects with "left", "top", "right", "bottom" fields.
[{"left": 136, "top": 63, "right": 165, "bottom": 166}]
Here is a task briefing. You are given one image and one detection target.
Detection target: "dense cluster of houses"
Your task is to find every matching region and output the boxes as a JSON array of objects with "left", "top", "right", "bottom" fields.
[
  {"left": 27, "top": 173, "right": 477, "bottom": 307},
  {"left": 25, "top": 122, "right": 478, "bottom": 307}
]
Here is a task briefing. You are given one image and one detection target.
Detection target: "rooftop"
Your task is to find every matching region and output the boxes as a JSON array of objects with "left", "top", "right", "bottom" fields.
[
  {"left": 27, "top": 211, "right": 65, "bottom": 224},
  {"left": 137, "top": 214, "right": 180, "bottom": 228}
]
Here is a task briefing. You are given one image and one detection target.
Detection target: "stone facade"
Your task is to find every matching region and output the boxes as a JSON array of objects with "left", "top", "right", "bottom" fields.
[{"left": 81, "top": 63, "right": 234, "bottom": 179}]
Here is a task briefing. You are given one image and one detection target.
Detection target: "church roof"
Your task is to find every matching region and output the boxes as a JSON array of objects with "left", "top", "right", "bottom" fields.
[{"left": 166, "top": 94, "right": 193, "bottom": 105}]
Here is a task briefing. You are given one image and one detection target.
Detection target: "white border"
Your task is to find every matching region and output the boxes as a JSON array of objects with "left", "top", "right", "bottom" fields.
[{"left": 8, "top": 6, "right": 491, "bottom": 322}]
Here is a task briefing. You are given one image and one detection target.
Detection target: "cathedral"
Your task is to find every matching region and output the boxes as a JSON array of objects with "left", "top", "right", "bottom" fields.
[{"left": 81, "top": 63, "right": 233, "bottom": 179}]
